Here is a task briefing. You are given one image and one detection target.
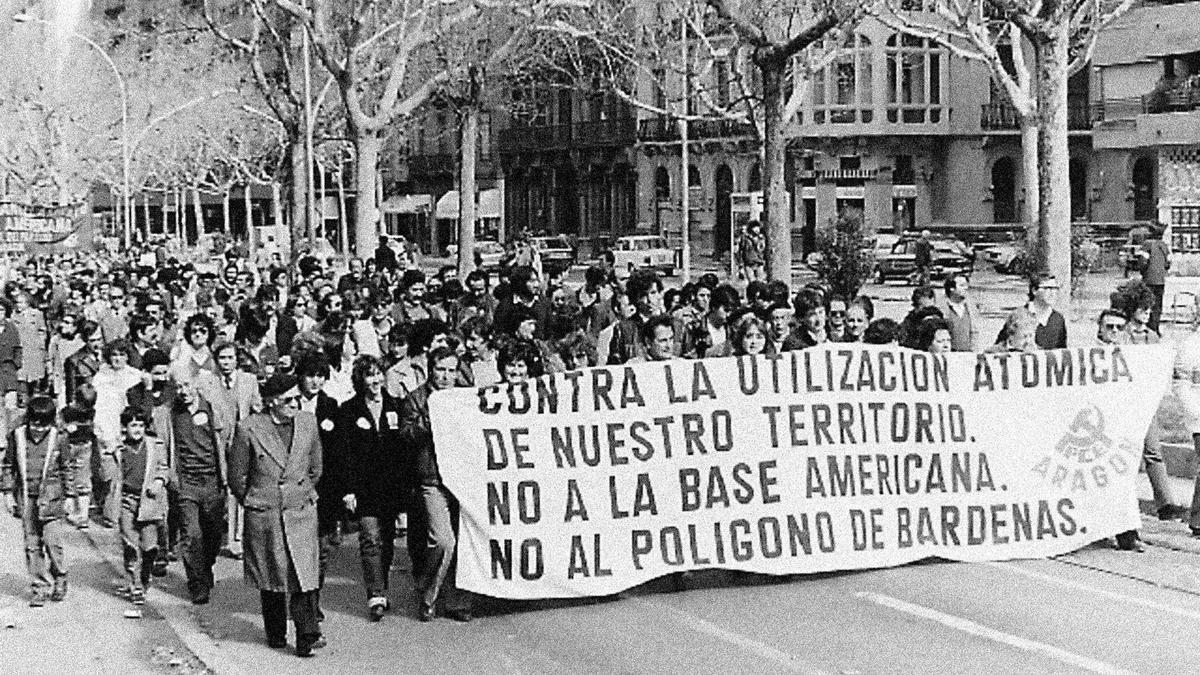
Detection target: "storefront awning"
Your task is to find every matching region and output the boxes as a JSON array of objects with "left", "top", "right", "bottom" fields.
[
  {"left": 381, "top": 194, "right": 431, "bottom": 214},
  {"left": 435, "top": 189, "right": 501, "bottom": 220}
]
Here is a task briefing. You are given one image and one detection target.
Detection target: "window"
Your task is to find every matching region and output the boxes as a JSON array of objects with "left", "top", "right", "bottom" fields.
[
  {"left": 715, "top": 59, "right": 730, "bottom": 108},
  {"left": 688, "top": 165, "right": 701, "bottom": 189},
  {"left": 655, "top": 167, "right": 671, "bottom": 201},
  {"left": 894, "top": 155, "right": 914, "bottom": 184},
  {"left": 652, "top": 68, "right": 667, "bottom": 111},
  {"left": 810, "top": 34, "right": 872, "bottom": 124},
  {"left": 886, "top": 35, "right": 944, "bottom": 123}
]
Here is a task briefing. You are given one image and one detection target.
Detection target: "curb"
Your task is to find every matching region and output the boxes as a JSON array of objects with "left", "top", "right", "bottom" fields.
[{"left": 80, "top": 526, "right": 219, "bottom": 674}]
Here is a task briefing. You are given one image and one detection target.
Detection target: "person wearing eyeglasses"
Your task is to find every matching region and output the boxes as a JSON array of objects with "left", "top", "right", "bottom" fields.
[
  {"left": 227, "top": 372, "right": 324, "bottom": 657},
  {"left": 996, "top": 274, "right": 1066, "bottom": 350},
  {"left": 1096, "top": 308, "right": 1173, "bottom": 551}
]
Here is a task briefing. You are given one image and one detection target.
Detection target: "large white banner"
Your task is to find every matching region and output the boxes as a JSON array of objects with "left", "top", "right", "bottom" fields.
[{"left": 430, "top": 344, "right": 1174, "bottom": 599}]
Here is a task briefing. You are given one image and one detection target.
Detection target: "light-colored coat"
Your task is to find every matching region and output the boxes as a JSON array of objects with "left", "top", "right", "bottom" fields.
[
  {"left": 227, "top": 411, "right": 322, "bottom": 593},
  {"left": 13, "top": 307, "right": 46, "bottom": 382},
  {"left": 127, "top": 438, "right": 171, "bottom": 522},
  {"left": 200, "top": 370, "right": 262, "bottom": 445}
]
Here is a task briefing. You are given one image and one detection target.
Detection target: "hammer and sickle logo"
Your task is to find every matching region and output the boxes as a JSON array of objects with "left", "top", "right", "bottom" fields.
[
  {"left": 1065, "top": 405, "right": 1110, "bottom": 447},
  {"left": 1053, "top": 405, "right": 1111, "bottom": 462}
]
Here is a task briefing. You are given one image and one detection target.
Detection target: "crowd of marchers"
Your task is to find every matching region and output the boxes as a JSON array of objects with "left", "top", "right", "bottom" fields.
[{"left": 0, "top": 220, "right": 1196, "bottom": 658}]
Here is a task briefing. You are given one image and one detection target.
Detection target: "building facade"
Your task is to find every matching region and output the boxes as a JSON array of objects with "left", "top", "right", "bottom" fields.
[
  {"left": 1092, "top": 0, "right": 1200, "bottom": 251},
  {"left": 634, "top": 11, "right": 1146, "bottom": 263},
  {"left": 497, "top": 86, "right": 638, "bottom": 256}
]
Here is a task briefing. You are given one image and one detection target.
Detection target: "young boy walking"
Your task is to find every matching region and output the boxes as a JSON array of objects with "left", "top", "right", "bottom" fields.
[
  {"left": 0, "top": 396, "right": 79, "bottom": 606},
  {"left": 116, "top": 406, "right": 169, "bottom": 615}
]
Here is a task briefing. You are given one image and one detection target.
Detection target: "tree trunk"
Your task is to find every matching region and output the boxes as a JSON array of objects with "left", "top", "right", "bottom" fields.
[
  {"left": 317, "top": 159, "right": 327, "bottom": 241},
  {"left": 353, "top": 132, "right": 382, "bottom": 257},
  {"left": 243, "top": 183, "right": 253, "bottom": 236},
  {"left": 1035, "top": 24, "right": 1072, "bottom": 293},
  {"left": 337, "top": 167, "right": 349, "bottom": 255},
  {"left": 142, "top": 192, "right": 150, "bottom": 239},
  {"left": 245, "top": 184, "right": 256, "bottom": 261},
  {"left": 272, "top": 181, "right": 289, "bottom": 258},
  {"left": 1021, "top": 118, "right": 1039, "bottom": 236},
  {"left": 191, "top": 187, "right": 205, "bottom": 245},
  {"left": 289, "top": 139, "right": 308, "bottom": 247},
  {"left": 760, "top": 61, "right": 790, "bottom": 282},
  {"left": 175, "top": 189, "right": 184, "bottom": 241},
  {"left": 458, "top": 104, "right": 479, "bottom": 277}
]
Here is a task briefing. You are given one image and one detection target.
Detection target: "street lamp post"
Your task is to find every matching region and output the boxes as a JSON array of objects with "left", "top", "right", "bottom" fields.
[{"left": 13, "top": 13, "right": 132, "bottom": 248}]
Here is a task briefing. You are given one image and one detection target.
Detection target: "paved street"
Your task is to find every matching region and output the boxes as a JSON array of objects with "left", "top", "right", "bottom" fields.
[{"left": 14, "top": 499, "right": 1196, "bottom": 675}]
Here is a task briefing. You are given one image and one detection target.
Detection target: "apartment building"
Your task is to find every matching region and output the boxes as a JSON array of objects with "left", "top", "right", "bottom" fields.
[
  {"left": 636, "top": 12, "right": 1114, "bottom": 262},
  {"left": 1092, "top": 0, "right": 1200, "bottom": 252}
]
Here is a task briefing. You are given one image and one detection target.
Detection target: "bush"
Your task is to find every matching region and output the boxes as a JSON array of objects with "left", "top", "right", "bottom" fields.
[{"left": 811, "top": 211, "right": 873, "bottom": 301}]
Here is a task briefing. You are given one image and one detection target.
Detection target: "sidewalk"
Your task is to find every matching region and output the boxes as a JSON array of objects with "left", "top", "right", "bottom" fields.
[
  {"left": 0, "top": 515, "right": 206, "bottom": 673},
  {"left": 1136, "top": 472, "right": 1200, "bottom": 555}
]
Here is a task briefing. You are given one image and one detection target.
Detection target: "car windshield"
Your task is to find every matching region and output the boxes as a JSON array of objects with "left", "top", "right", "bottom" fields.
[
  {"left": 536, "top": 237, "right": 570, "bottom": 249},
  {"left": 633, "top": 239, "right": 655, "bottom": 251}
]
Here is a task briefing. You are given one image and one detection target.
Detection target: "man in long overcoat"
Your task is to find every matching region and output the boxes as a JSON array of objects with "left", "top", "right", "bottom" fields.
[{"left": 227, "top": 372, "right": 324, "bottom": 658}]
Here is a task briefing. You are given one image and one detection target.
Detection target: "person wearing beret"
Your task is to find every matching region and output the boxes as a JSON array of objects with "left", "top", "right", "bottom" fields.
[{"left": 227, "top": 372, "right": 324, "bottom": 657}]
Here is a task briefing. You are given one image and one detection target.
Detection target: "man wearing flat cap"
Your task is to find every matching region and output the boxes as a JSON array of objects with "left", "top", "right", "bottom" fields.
[{"left": 227, "top": 372, "right": 324, "bottom": 657}]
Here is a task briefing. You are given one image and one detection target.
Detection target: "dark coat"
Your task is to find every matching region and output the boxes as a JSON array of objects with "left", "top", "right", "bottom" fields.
[
  {"left": 228, "top": 411, "right": 322, "bottom": 593},
  {"left": 606, "top": 316, "right": 645, "bottom": 365},
  {"left": 64, "top": 348, "right": 101, "bottom": 400},
  {"left": 309, "top": 391, "right": 345, "bottom": 526},
  {"left": 338, "top": 392, "right": 407, "bottom": 516},
  {"left": 275, "top": 313, "right": 299, "bottom": 357},
  {"left": 0, "top": 321, "right": 22, "bottom": 394},
  {"left": 399, "top": 384, "right": 438, "bottom": 487},
  {"left": 0, "top": 427, "right": 79, "bottom": 521}
]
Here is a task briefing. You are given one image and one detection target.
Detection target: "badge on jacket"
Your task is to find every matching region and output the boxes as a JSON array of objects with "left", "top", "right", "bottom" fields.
[
  {"left": 385, "top": 411, "right": 398, "bottom": 429},
  {"left": 193, "top": 411, "right": 209, "bottom": 426},
  {"left": 356, "top": 417, "right": 371, "bottom": 430},
  {"left": 321, "top": 418, "right": 335, "bottom": 432}
]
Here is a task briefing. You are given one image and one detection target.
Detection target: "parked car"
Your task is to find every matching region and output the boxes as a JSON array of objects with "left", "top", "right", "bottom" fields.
[
  {"left": 611, "top": 235, "right": 677, "bottom": 277},
  {"left": 875, "top": 236, "right": 974, "bottom": 283},
  {"left": 529, "top": 235, "right": 576, "bottom": 276},
  {"left": 982, "top": 242, "right": 1028, "bottom": 275},
  {"left": 475, "top": 240, "right": 506, "bottom": 273},
  {"left": 866, "top": 233, "right": 901, "bottom": 278}
]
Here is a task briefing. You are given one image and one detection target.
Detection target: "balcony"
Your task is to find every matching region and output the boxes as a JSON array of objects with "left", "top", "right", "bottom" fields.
[
  {"left": 636, "top": 117, "right": 756, "bottom": 142},
  {"left": 797, "top": 169, "right": 880, "bottom": 181},
  {"left": 498, "top": 119, "right": 635, "bottom": 153},
  {"left": 980, "top": 97, "right": 1094, "bottom": 130},
  {"left": 1142, "top": 79, "right": 1200, "bottom": 114}
]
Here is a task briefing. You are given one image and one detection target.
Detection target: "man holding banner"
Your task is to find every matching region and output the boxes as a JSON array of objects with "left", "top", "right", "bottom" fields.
[
  {"left": 401, "top": 345, "right": 472, "bottom": 622},
  {"left": 432, "top": 343, "right": 1172, "bottom": 600}
]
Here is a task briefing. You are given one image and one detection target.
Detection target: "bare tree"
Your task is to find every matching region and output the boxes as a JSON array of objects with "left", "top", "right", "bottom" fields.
[
  {"left": 874, "top": 0, "right": 1135, "bottom": 286},
  {"left": 546, "top": 0, "right": 859, "bottom": 282},
  {"left": 270, "top": 0, "right": 545, "bottom": 256}
]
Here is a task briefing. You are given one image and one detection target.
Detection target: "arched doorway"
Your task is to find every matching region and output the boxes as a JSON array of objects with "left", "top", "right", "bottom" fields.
[
  {"left": 1132, "top": 156, "right": 1156, "bottom": 221},
  {"left": 1069, "top": 157, "right": 1088, "bottom": 221},
  {"left": 715, "top": 165, "right": 734, "bottom": 255},
  {"left": 991, "top": 157, "right": 1016, "bottom": 223}
]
